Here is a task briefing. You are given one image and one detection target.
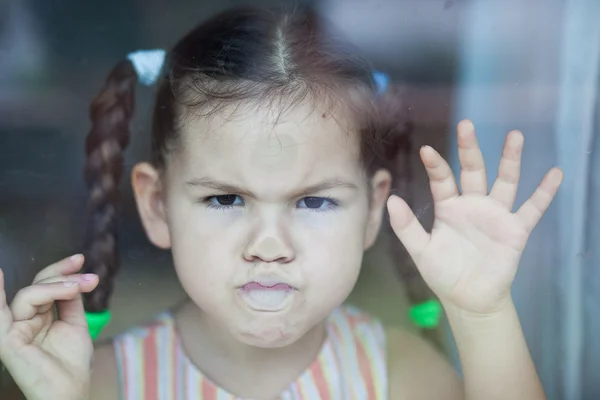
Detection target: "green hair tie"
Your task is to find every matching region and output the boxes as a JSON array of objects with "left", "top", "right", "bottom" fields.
[
  {"left": 409, "top": 299, "right": 442, "bottom": 328},
  {"left": 85, "top": 310, "right": 112, "bottom": 340}
]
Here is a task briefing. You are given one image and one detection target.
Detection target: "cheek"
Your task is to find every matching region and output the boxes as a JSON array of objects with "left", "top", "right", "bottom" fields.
[
  {"left": 304, "top": 236, "right": 364, "bottom": 295},
  {"left": 299, "top": 210, "right": 369, "bottom": 300},
  {"left": 167, "top": 203, "right": 240, "bottom": 298}
]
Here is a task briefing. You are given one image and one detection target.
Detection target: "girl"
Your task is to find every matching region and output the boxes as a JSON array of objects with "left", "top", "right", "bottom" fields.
[{"left": 0, "top": 5, "right": 562, "bottom": 400}]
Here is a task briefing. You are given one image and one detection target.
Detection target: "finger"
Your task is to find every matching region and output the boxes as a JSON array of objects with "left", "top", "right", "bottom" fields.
[
  {"left": 33, "top": 254, "right": 85, "bottom": 284},
  {"left": 420, "top": 145, "right": 460, "bottom": 203},
  {"left": 0, "top": 269, "right": 12, "bottom": 337},
  {"left": 489, "top": 131, "right": 524, "bottom": 210},
  {"left": 10, "top": 273, "right": 99, "bottom": 322},
  {"left": 387, "top": 195, "right": 430, "bottom": 260},
  {"left": 34, "top": 273, "right": 99, "bottom": 299},
  {"left": 457, "top": 120, "right": 488, "bottom": 195},
  {"left": 56, "top": 274, "right": 99, "bottom": 328},
  {"left": 516, "top": 167, "right": 563, "bottom": 233},
  {"left": 33, "top": 273, "right": 99, "bottom": 296},
  {"left": 10, "top": 281, "right": 83, "bottom": 321},
  {"left": 36, "top": 273, "right": 97, "bottom": 287}
]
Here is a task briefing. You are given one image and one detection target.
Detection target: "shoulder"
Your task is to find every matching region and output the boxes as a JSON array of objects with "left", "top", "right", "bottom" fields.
[
  {"left": 385, "top": 326, "right": 463, "bottom": 400},
  {"left": 89, "top": 312, "right": 173, "bottom": 400},
  {"left": 90, "top": 341, "right": 119, "bottom": 400}
]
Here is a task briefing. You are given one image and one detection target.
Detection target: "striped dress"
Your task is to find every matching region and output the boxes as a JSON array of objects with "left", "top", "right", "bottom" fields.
[{"left": 113, "top": 306, "right": 387, "bottom": 399}]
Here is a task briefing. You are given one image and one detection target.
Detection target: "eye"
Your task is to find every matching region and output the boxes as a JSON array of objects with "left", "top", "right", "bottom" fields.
[
  {"left": 205, "top": 195, "right": 244, "bottom": 209},
  {"left": 296, "top": 196, "right": 338, "bottom": 211}
]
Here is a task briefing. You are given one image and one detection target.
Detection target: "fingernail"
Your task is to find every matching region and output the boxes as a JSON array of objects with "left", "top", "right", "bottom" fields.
[
  {"left": 70, "top": 254, "right": 83, "bottom": 262},
  {"left": 81, "top": 274, "right": 96, "bottom": 281},
  {"left": 506, "top": 128, "right": 521, "bottom": 139},
  {"left": 64, "top": 281, "right": 79, "bottom": 287}
]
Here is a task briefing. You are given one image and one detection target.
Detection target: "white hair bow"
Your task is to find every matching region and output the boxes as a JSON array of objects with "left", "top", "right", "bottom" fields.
[{"left": 127, "top": 49, "right": 166, "bottom": 86}]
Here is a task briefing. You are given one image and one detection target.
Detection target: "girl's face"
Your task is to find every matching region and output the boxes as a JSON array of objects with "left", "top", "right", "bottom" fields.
[{"left": 133, "top": 100, "right": 391, "bottom": 348}]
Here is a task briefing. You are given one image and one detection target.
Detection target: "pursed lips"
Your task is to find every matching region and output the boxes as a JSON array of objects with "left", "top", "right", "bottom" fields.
[
  {"left": 237, "top": 276, "right": 298, "bottom": 312},
  {"left": 239, "top": 276, "right": 297, "bottom": 291}
]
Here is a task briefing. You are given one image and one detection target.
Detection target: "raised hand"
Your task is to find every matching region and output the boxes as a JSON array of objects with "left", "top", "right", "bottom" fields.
[
  {"left": 388, "top": 120, "right": 563, "bottom": 314},
  {"left": 0, "top": 255, "right": 99, "bottom": 400}
]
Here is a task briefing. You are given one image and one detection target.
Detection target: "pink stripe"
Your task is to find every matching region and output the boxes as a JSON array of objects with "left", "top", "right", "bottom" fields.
[
  {"left": 309, "top": 356, "right": 332, "bottom": 399},
  {"left": 202, "top": 377, "right": 218, "bottom": 399},
  {"left": 143, "top": 328, "right": 159, "bottom": 400},
  {"left": 354, "top": 333, "right": 376, "bottom": 399}
]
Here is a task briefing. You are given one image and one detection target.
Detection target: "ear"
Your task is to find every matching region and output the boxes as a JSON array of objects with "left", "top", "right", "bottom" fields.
[
  {"left": 131, "top": 162, "right": 171, "bottom": 249},
  {"left": 364, "top": 169, "right": 392, "bottom": 250}
]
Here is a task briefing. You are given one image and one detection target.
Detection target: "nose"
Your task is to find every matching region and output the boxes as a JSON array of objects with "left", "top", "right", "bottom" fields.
[{"left": 243, "top": 222, "right": 295, "bottom": 264}]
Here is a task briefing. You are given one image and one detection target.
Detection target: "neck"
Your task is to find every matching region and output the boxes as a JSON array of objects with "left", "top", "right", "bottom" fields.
[{"left": 173, "top": 299, "right": 327, "bottom": 398}]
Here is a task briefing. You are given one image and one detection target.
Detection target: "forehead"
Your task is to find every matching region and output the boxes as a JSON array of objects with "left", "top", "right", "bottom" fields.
[{"left": 171, "top": 100, "right": 364, "bottom": 187}]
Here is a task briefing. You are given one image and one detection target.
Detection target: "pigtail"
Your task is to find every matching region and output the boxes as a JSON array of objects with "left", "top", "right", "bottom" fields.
[
  {"left": 375, "top": 86, "right": 445, "bottom": 350},
  {"left": 82, "top": 60, "right": 138, "bottom": 313}
]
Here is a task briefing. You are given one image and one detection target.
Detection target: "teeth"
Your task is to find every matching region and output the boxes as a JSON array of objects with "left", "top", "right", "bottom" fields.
[{"left": 243, "top": 290, "right": 290, "bottom": 311}]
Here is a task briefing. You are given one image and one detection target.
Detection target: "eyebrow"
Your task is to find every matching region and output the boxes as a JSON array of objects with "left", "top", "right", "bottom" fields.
[{"left": 185, "top": 177, "right": 359, "bottom": 197}]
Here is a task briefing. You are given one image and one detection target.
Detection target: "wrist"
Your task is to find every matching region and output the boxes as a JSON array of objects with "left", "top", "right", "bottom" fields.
[
  {"left": 442, "top": 296, "right": 516, "bottom": 327},
  {"left": 442, "top": 296, "right": 544, "bottom": 400}
]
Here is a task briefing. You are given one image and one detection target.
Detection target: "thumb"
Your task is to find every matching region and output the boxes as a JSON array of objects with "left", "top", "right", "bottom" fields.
[
  {"left": 57, "top": 275, "right": 99, "bottom": 328},
  {"left": 0, "top": 269, "right": 13, "bottom": 338},
  {"left": 387, "top": 195, "right": 430, "bottom": 261}
]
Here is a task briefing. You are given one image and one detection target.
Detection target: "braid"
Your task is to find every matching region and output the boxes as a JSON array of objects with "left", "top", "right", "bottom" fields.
[
  {"left": 376, "top": 86, "right": 445, "bottom": 349},
  {"left": 82, "top": 60, "right": 138, "bottom": 312}
]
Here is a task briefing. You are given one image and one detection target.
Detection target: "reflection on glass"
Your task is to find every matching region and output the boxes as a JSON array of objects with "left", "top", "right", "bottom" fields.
[{"left": 0, "top": 1, "right": 597, "bottom": 399}]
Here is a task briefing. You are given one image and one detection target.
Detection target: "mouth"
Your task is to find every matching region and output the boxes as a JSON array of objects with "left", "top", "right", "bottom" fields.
[
  {"left": 239, "top": 276, "right": 297, "bottom": 291},
  {"left": 237, "top": 277, "right": 297, "bottom": 312}
]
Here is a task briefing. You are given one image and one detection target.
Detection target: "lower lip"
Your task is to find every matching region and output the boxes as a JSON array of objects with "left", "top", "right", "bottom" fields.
[{"left": 238, "top": 283, "right": 295, "bottom": 312}]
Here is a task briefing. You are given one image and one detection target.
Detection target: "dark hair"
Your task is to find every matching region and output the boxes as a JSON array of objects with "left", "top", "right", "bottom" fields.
[
  {"left": 82, "top": 60, "right": 137, "bottom": 312},
  {"left": 81, "top": 5, "right": 436, "bottom": 339}
]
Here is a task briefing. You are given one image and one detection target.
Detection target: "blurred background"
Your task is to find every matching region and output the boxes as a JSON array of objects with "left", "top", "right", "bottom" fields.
[{"left": 0, "top": 0, "right": 598, "bottom": 399}]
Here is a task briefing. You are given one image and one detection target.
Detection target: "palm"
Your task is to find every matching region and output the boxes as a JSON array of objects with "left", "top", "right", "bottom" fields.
[
  {"left": 5, "top": 302, "right": 93, "bottom": 400},
  {"left": 12, "top": 313, "right": 92, "bottom": 370},
  {"left": 389, "top": 121, "right": 563, "bottom": 313},
  {"left": 0, "top": 257, "right": 98, "bottom": 400},
  {"left": 417, "top": 196, "right": 526, "bottom": 312}
]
